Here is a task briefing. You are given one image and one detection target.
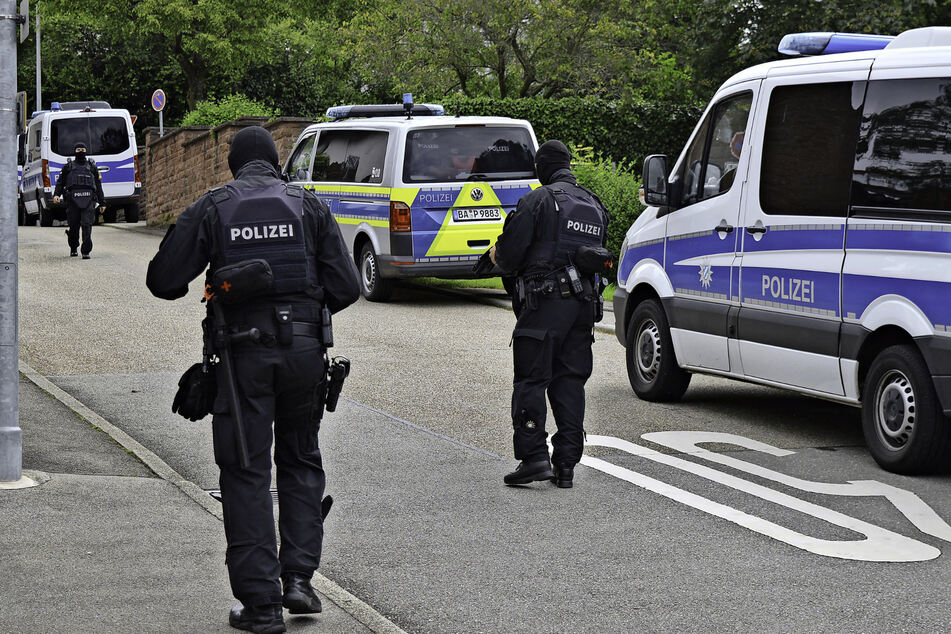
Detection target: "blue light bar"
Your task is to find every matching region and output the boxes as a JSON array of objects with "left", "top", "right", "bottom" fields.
[
  {"left": 402, "top": 93, "right": 413, "bottom": 106},
  {"left": 778, "top": 32, "right": 895, "bottom": 56},
  {"left": 325, "top": 103, "right": 445, "bottom": 119}
]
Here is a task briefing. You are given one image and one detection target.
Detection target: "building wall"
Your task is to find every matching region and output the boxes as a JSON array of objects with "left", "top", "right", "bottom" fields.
[{"left": 142, "top": 117, "right": 312, "bottom": 226}]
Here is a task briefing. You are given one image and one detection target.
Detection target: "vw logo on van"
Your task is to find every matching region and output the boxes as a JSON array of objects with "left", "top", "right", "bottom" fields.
[{"left": 470, "top": 188, "right": 484, "bottom": 202}]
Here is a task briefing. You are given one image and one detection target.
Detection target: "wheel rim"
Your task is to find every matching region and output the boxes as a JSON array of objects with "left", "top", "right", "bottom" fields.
[
  {"left": 634, "top": 319, "right": 662, "bottom": 383},
  {"left": 875, "top": 369, "right": 916, "bottom": 451},
  {"left": 361, "top": 252, "right": 376, "bottom": 292}
]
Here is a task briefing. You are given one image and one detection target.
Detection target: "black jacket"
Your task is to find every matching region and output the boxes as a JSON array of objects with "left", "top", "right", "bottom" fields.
[
  {"left": 146, "top": 160, "right": 360, "bottom": 313},
  {"left": 494, "top": 168, "right": 609, "bottom": 275},
  {"left": 53, "top": 159, "right": 105, "bottom": 208}
]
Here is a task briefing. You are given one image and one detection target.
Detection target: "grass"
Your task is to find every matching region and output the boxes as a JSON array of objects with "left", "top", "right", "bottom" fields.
[{"left": 413, "top": 276, "right": 616, "bottom": 300}]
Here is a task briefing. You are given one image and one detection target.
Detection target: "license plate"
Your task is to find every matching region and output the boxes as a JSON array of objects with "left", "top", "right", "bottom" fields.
[{"left": 454, "top": 207, "right": 502, "bottom": 221}]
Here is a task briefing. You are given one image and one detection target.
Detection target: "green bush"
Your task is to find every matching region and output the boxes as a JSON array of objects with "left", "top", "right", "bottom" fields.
[
  {"left": 570, "top": 146, "right": 644, "bottom": 283},
  {"left": 442, "top": 96, "right": 702, "bottom": 169},
  {"left": 180, "top": 94, "right": 280, "bottom": 127}
]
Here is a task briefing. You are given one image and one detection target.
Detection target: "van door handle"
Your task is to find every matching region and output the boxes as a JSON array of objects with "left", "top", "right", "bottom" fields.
[
  {"left": 714, "top": 222, "right": 734, "bottom": 234},
  {"left": 746, "top": 225, "right": 767, "bottom": 235}
]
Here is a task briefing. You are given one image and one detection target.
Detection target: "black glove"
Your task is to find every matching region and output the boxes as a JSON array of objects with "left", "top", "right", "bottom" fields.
[
  {"left": 472, "top": 248, "right": 495, "bottom": 275},
  {"left": 172, "top": 363, "right": 217, "bottom": 421}
]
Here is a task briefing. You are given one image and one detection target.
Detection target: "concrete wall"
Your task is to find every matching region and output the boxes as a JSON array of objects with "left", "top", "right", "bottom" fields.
[{"left": 142, "top": 117, "right": 313, "bottom": 226}]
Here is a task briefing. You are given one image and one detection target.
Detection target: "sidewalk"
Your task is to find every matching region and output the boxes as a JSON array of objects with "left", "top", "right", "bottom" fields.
[{"left": 0, "top": 371, "right": 396, "bottom": 633}]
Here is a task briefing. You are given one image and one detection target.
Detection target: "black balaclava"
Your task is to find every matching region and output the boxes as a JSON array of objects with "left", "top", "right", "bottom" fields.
[
  {"left": 227, "top": 126, "right": 280, "bottom": 177},
  {"left": 534, "top": 140, "right": 571, "bottom": 185},
  {"left": 74, "top": 142, "right": 87, "bottom": 163}
]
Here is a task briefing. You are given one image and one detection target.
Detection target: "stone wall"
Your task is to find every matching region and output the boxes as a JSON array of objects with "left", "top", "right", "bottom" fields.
[{"left": 142, "top": 116, "right": 313, "bottom": 226}]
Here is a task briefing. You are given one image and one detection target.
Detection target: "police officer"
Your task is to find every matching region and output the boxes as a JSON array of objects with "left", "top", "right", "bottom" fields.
[
  {"left": 146, "top": 126, "right": 360, "bottom": 634},
  {"left": 490, "top": 140, "right": 609, "bottom": 489},
  {"left": 52, "top": 142, "right": 105, "bottom": 259}
]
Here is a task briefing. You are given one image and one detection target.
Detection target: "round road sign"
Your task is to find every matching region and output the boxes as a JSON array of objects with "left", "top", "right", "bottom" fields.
[{"left": 151, "top": 89, "right": 167, "bottom": 112}]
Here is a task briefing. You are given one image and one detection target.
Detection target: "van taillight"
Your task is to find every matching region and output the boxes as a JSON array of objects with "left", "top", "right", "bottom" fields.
[
  {"left": 390, "top": 201, "right": 411, "bottom": 232},
  {"left": 42, "top": 159, "right": 50, "bottom": 188},
  {"left": 134, "top": 154, "right": 141, "bottom": 185}
]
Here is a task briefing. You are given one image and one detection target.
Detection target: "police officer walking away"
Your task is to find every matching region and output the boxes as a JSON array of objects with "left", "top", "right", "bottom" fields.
[
  {"left": 489, "top": 140, "right": 610, "bottom": 489},
  {"left": 52, "top": 142, "right": 105, "bottom": 259},
  {"left": 146, "top": 126, "right": 360, "bottom": 633}
]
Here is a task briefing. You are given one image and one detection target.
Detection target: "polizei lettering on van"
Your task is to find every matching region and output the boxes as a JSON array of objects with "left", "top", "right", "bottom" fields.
[
  {"left": 566, "top": 219, "right": 602, "bottom": 237},
  {"left": 229, "top": 223, "right": 296, "bottom": 242},
  {"left": 761, "top": 275, "right": 814, "bottom": 304}
]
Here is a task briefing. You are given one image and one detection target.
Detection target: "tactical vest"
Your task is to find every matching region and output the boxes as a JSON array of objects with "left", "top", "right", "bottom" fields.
[
  {"left": 210, "top": 182, "right": 318, "bottom": 297},
  {"left": 522, "top": 181, "right": 607, "bottom": 277},
  {"left": 65, "top": 161, "right": 97, "bottom": 209}
]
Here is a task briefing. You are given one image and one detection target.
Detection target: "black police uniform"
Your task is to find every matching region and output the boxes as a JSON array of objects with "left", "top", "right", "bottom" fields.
[
  {"left": 146, "top": 127, "right": 359, "bottom": 633},
  {"left": 494, "top": 140, "right": 609, "bottom": 488},
  {"left": 53, "top": 148, "right": 104, "bottom": 258}
]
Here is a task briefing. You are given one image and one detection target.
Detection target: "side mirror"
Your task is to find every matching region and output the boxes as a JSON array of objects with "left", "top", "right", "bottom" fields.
[{"left": 642, "top": 154, "right": 669, "bottom": 207}]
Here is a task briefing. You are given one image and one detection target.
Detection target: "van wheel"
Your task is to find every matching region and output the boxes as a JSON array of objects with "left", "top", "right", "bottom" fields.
[
  {"left": 17, "top": 199, "right": 26, "bottom": 226},
  {"left": 862, "top": 344, "right": 951, "bottom": 474},
  {"left": 124, "top": 203, "right": 140, "bottom": 223},
  {"left": 360, "top": 243, "right": 393, "bottom": 302},
  {"left": 103, "top": 208, "right": 118, "bottom": 223},
  {"left": 40, "top": 204, "right": 53, "bottom": 227},
  {"left": 626, "top": 299, "right": 690, "bottom": 401}
]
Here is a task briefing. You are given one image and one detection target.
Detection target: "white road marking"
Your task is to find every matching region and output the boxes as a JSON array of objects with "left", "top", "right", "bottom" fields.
[{"left": 579, "top": 433, "right": 942, "bottom": 562}]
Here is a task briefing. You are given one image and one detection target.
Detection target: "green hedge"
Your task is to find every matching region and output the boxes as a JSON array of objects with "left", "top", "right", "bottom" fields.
[
  {"left": 571, "top": 148, "right": 644, "bottom": 283},
  {"left": 180, "top": 94, "right": 280, "bottom": 127},
  {"left": 443, "top": 96, "right": 702, "bottom": 169}
]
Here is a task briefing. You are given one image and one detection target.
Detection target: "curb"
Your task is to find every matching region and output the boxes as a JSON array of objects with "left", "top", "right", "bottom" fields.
[{"left": 17, "top": 360, "right": 407, "bottom": 634}]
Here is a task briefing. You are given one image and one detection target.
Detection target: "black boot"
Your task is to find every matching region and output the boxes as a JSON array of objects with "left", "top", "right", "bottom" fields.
[
  {"left": 552, "top": 464, "right": 574, "bottom": 488},
  {"left": 228, "top": 603, "right": 286, "bottom": 633},
  {"left": 504, "top": 460, "right": 553, "bottom": 485},
  {"left": 282, "top": 573, "right": 323, "bottom": 614}
]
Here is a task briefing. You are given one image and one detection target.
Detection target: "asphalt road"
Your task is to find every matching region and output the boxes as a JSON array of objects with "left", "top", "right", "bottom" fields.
[{"left": 16, "top": 223, "right": 951, "bottom": 632}]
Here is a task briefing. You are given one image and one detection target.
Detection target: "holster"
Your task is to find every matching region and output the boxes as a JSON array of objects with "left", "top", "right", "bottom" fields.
[{"left": 274, "top": 305, "right": 293, "bottom": 346}]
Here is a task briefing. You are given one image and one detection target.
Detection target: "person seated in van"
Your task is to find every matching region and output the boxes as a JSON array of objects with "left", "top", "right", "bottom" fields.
[{"left": 52, "top": 142, "right": 105, "bottom": 259}]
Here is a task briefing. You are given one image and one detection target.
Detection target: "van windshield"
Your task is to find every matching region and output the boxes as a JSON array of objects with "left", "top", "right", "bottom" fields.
[
  {"left": 403, "top": 126, "right": 535, "bottom": 183},
  {"left": 50, "top": 116, "right": 130, "bottom": 156}
]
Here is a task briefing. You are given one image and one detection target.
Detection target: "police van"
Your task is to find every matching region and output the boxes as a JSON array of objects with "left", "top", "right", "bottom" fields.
[
  {"left": 283, "top": 98, "right": 539, "bottom": 300},
  {"left": 614, "top": 27, "right": 951, "bottom": 474},
  {"left": 19, "top": 101, "right": 141, "bottom": 226}
]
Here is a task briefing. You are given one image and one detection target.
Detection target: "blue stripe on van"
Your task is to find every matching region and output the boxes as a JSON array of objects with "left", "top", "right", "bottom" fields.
[
  {"left": 740, "top": 266, "right": 840, "bottom": 317},
  {"left": 741, "top": 225, "right": 844, "bottom": 253},
  {"left": 619, "top": 239, "right": 664, "bottom": 284},
  {"left": 845, "top": 224, "right": 951, "bottom": 254},
  {"left": 48, "top": 159, "right": 135, "bottom": 187},
  {"left": 843, "top": 273, "right": 951, "bottom": 328}
]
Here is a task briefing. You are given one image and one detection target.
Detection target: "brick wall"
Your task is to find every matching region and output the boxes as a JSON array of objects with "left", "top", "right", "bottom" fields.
[{"left": 143, "top": 116, "right": 313, "bottom": 226}]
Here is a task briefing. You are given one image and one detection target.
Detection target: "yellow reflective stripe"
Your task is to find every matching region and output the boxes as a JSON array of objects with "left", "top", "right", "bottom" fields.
[
  {"left": 451, "top": 183, "right": 502, "bottom": 208},
  {"left": 333, "top": 215, "right": 389, "bottom": 228},
  {"left": 390, "top": 187, "right": 420, "bottom": 206},
  {"left": 305, "top": 184, "right": 391, "bottom": 196},
  {"left": 530, "top": 182, "right": 542, "bottom": 190}
]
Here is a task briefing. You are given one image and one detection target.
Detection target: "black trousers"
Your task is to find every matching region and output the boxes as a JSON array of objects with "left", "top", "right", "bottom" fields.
[
  {"left": 212, "top": 334, "right": 326, "bottom": 607},
  {"left": 511, "top": 295, "right": 595, "bottom": 468},
  {"left": 66, "top": 205, "right": 95, "bottom": 255}
]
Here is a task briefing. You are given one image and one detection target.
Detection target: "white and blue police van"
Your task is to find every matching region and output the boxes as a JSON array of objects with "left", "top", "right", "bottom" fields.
[
  {"left": 614, "top": 27, "right": 951, "bottom": 474},
  {"left": 283, "top": 97, "right": 539, "bottom": 300},
  {"left": 19, "top": 101, "right": 141, "bottom": 226}
]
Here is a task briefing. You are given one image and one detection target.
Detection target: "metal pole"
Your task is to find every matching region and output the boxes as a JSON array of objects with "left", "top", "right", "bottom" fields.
[
  {"left": 33, "top": 0, "right": 39, "bottom": 111},
  {"left": 159, "top": 110, "right": 163, "bottom": 137},
  {"left": 0, "top": 0, "right": 23, "bottom": 482}
]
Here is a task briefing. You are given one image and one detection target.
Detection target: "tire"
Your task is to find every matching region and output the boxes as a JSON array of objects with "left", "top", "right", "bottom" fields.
[
  {"left": 40, "top": 204, "right": 53, "bottom": 227},
  {"left": 861, "top": 344, "right": 951, "bottom": 474},
  {"left": 359, "top": 243, "right": 393, "bottom": 302},
  {"left": 103, "top": 208, "right": 118, "bottom": 223},
  {"left": 626, "top": 298, "right": 691, "bottom": 401},
  {"left": 17, "top": 198, "right": 26, "bottom": 226},
  {"left": 124, "top": 203, "right": 140, "bottom": 223}
]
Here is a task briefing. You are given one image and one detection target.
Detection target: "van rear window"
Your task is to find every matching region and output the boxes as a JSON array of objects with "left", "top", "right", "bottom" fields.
[
  {"left": 51, "top": 117, "right": 130, "bottom": 156},
  {"left": 403, "top": 126, "right": 535, "bottom": 183}
]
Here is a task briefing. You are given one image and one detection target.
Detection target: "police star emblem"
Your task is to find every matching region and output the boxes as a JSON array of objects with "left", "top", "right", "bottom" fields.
[{"left": 699, "top": 260, "right": 713, "bottom": 289}]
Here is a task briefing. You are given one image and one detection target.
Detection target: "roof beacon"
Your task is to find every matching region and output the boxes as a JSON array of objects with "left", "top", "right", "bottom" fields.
[
  {"left": 325, "top": 102, "right": 445, "bottom": 120},
  {"left": 403, "top": 93, "right": 414, "bottom": 119},
  {"left": 778, "top": 32, "right": 895, "bottom": 56}
]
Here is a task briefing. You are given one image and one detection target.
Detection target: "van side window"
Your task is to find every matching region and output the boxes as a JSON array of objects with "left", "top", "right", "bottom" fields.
[
  {"left": 286, "top": 134, "right": 316, "bottom": 182},
  {"left": 761, "top": 82, "right": 863, "bottom": 216},
  {"left": 312, "top": 130, "right": 388, "bottom": 184},
  {"left": 852, "top": 77, "right": 951, "bottom": 215},
  {"left": 679, "top": 92, "right": 752, "bottom": 207}
]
